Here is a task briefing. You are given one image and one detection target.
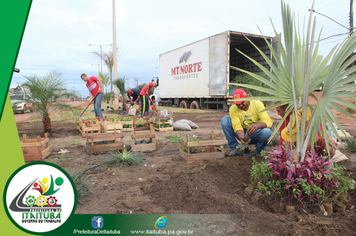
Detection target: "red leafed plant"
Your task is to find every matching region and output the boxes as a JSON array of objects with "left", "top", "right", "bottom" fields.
[{"left": 251, "top": 142, "right": 355, "bottom": 204}]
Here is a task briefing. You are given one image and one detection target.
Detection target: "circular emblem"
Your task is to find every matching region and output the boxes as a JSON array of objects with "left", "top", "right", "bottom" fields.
[{"left": 3, "top": 162, "right": 77, "bottom": 234}]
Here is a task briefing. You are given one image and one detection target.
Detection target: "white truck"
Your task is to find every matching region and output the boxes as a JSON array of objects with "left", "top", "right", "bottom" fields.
[{"left": 152, "top": 30, "right": 278, "bottom": 110}]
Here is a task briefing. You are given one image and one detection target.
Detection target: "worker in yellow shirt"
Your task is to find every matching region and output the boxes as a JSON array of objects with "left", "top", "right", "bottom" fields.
[{"left": 221, "top": 89, "right": 273, "bottom": 157}]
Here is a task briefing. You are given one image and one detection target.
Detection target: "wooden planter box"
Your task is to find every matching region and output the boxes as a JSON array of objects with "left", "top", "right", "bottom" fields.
[
  {"left": 86, "top": 131, "right": 124, "bottom": 154},
  {"left": 131, "top": 133, "right": 156, "bottom": 152},
  {"left": 120, "top": 120, "right": 134, "bottom": 133},
  {"left": 21, "top": 133, "right": 50, "bottom": 162},
  {"left": 80, "top": 121, "right": 101, "bottom": 138},
  {"left": 101, "top": 121, "right": 123, "bottom": 133},
  {"left": 154, "top": 118, "right": 173, "bottom": 132},
  {"left": 133, "top": 118, "right": 154, "bottom": 134},
  {"left": 179, "top": 131, "right": 226, "bottom": 162}
]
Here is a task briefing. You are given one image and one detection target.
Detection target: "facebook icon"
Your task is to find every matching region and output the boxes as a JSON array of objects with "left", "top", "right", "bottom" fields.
[{"left": 92, "top": 216, "right": 104, "bottom": 229}]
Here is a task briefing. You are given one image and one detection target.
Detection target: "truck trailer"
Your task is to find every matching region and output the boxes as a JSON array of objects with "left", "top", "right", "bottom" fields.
[{"left": 152, "top": 30, "right": 278, "bottom": 110}]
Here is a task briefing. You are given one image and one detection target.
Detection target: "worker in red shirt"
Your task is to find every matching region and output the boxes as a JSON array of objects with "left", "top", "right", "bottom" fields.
[
  {"left": 139, "top": 80, "right": 157, "bottom": 116},
  {"left": 81, "top": 73, "right": 104, "bottom": 120}
]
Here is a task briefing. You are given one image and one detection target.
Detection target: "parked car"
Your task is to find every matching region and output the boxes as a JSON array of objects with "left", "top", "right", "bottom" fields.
[{"left": 10, "top": 94, "right": 32, "bottom": 114}]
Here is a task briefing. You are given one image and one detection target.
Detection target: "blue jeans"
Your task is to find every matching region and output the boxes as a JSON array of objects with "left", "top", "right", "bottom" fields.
[
  {"left": 93, "top": 93, "right": 103, "bottom": 119},
  {"left": 221, "top": 115, "right": 272, "bottom": 152}
]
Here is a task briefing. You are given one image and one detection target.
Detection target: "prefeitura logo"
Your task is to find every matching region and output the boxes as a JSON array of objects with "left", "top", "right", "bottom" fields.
[{"left": 3, "top": 162, "right": 77, "bottom": 234}]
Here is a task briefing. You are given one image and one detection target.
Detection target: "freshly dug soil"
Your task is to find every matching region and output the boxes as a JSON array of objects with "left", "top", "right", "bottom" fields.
[{"left": 16, "top": 110, "right": 356, "bottom": 236}]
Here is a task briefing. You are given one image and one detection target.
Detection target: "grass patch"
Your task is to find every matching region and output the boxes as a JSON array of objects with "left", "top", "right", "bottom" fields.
[
  {"left": 166, "top": 134, "right": 180, "bottom": 143},
  {"left": 345, "top": 137, "right": 356, "bottom": 152},
  {"left": 47, "top": 154, "right": 71, "bottom": 165},
  {"left": 70, "top": 141, "right": 82, "bottom": 146}
]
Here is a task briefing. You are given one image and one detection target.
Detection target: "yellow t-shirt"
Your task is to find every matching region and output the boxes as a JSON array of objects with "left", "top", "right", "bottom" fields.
[
  {"left": 281, "top": 107, "right": 312, "bottom": 142},
  {"left": 229, "top": 101, "right": 273, "bottom": 132}
]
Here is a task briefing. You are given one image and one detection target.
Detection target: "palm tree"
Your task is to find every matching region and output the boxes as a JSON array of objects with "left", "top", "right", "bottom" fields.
[
  {"left": 98, "top": 72, "right": 110, "bottom": 94},
  {"left": 22, "top": 70, "right": 72, "bottom": 134},
  {"left": 230, "top": 0, "right": 356, "bottom": 162},
  {"left": 92, "top": 50, "right": 116, "bottom": 100},
  {"left": 114, "top": 77, "right": 127, "bottom": 110}
]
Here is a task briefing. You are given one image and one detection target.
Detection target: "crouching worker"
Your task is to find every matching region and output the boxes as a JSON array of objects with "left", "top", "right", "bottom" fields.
[{"left": 221, "top": 89, "right": 273, "bottom": 157}]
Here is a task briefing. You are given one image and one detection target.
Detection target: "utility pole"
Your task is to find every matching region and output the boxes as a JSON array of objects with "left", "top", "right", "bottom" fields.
[
  {"left": 126, "top": 78, "right": 131, "bottom": 89},
  {"left": 88, "top": 44, "right": 112, "bottom": 74},
  {"left": 134, "top": 78, "right": 139, "bottom": 87},
  {"left": 112, "top": 0, "right": 119, "bottom": 107},
  {"left": 350, "top": 0, "right": 354, "bottom": 36}
]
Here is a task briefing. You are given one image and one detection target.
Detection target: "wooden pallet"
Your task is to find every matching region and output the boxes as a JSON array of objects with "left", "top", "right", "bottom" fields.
[
  {"left": 21, "top": 133, "right": 50, "bottom": 162},
  {"left": 131, "top": 133, "right": 156, "bottom": 152},
  {"left": 133, "top": 118, "right": 154, "bottom": 134},
  {"left": 154, "top": 118, "right": 173, "bottom": 132},
  {"left": 179, "top": 131, "right": 226, "bottom": 162},
  {"left": 86, "top": 130, "right": 124, "bottom": 154},
  {"left": 101, "top": 121, "right": 123, "bottom": 133}
]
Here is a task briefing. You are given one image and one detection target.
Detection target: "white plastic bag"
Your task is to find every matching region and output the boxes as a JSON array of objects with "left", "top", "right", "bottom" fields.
[
  {"left": 161, "top": 109, "right": 168, "bottom": 116},
  {"left": 128, "top": 106, "right": 137, "bottom": 116}
]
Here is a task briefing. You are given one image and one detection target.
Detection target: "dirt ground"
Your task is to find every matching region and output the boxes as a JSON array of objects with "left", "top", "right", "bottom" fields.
[{"left": 15, "top": 110, "right": 356, "bottom": 236}]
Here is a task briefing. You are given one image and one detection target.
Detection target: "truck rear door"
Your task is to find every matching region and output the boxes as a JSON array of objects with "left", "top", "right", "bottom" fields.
[{"left": 209, "top": 32, "right": 228, "bottom": 96}]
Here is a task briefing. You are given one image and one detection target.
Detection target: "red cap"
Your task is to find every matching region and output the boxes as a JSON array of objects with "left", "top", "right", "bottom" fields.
[
  {"left": 128, "top": 89, "right": 133, "bottom": 95},
  {"left": 232, "top": 89, "right": 248, "bottom": 104}
]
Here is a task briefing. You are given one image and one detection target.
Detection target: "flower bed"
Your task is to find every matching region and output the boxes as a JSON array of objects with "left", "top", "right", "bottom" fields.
[
  {"left": 76, "top": 118, "right": 101, "bottom": 137},
  {"left": 146, "top": 111, "right": 173, "bottom": 132}
]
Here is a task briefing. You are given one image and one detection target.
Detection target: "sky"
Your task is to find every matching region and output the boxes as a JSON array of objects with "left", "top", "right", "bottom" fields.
[{"left": 11, "top": 0, "right": 353, "bottom": 98}]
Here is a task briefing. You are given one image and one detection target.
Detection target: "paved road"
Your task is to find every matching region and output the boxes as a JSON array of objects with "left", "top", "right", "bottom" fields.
[{"left": 14, "top": 101, "right": 89, "bottom": 122}]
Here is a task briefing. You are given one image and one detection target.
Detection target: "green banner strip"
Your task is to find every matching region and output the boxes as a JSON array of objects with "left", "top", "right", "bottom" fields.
[{"left": 0, "top": 1, "right": 32, "bottom": 121}]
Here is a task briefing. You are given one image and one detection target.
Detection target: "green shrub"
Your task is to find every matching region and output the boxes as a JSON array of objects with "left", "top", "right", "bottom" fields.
[
  {"left": 106, "top": 147, "right": 145, "bottom": 167},
  {"left": 166, "top": 134, "right": 180, "bottom": 143},
  {"left": 345, "top": 137, "right": 356, "bottom": 152}
]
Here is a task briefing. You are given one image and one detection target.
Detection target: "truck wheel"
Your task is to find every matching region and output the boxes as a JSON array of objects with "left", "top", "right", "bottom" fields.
[
  {"left": 179, "top": 100, "right": 190, "bottom": 109},
  {"left": 190, "top": 100, "right": 200, "bottom": 109}
]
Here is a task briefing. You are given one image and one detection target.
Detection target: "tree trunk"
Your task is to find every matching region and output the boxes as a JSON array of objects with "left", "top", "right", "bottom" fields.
[{"left": 43, "top": 115, "right": 51, "bottom": 134}]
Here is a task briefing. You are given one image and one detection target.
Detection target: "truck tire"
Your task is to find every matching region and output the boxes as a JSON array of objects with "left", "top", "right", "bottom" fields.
[
  {"left": 179, "top": 100, "right": 190, "bottom": 109},
  {"left": 190, "top": 100, "right": 200, "bottom": 109}
]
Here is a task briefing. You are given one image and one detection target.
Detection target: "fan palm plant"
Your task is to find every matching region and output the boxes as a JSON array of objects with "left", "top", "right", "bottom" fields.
[
  {"left": 22, "top": 70, "right": 72, "bottom": 134},
  {"left": 114, "top": 76, "right": 127, "bottom": 110},
  {"left": 230, "top": 0, "right": 356, "bottom": 162}
]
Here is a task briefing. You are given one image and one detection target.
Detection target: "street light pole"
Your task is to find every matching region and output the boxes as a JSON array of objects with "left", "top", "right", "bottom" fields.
[
  {"left": 88, "top": 44, "right": 112, "bottom": 74},
  {"left": 112, "top": 0, "right": 119, "bottom": 107},
  {"left": 91, "top": 63, "right": 100, "bottom": 72}
]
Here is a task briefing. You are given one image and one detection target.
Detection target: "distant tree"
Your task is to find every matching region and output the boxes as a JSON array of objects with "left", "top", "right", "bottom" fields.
[
  {"left": 98, "top": 72, "right": 110, "bottom": 94},
  {"left": 138, "top": 82, "right": 154, "bottom": 95},
  {"left": 114, "top": 76, "right": 127, "bottom": 110}
]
